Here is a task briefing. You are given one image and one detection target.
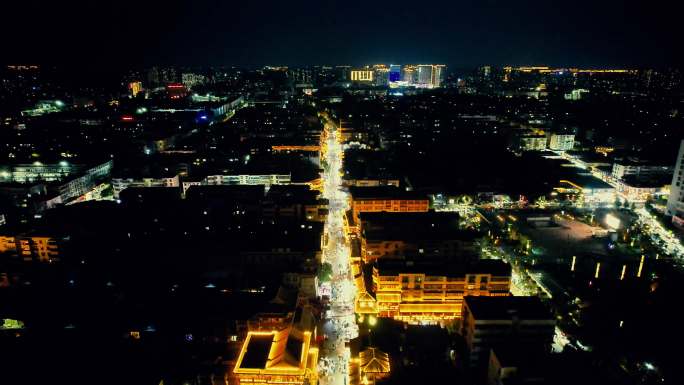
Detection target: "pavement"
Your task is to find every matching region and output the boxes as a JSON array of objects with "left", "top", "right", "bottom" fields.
[{"left": 318, "top": 120, "right": 358, "bottom": 385}]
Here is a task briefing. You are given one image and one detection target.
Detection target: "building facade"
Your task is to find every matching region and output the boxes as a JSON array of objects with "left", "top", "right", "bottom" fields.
[
  {"left": 667, "top": 140, "right": 684, "bottom": 222},
  {"left": 112, "top": 174, "right": 181, "bottom": 198},
  {"left": 356, "top": 261, "right": 511, "bottom": 324},
  {"left": 548, "top": 134, "right": 575, "bottom": 151},
  {"left": 611, "top": 159, "right": 672, "bottom": 181},
  {"left": 233, "top": 329, "right": 318, "bottom": 385},
  {"left": 350, "top": 187, "right": 429, "bottom": 223},
  {"left": 461, "top": 296, "right": 555, "bottom": 367},
  {"left": 0, "top": 235, "right": 59, "bottom": 262},
  {"left": 351, "top": 69, "right": 374, "bottom": 82}
]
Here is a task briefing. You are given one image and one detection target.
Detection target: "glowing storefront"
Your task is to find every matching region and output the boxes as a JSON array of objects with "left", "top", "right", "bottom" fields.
[{"left": 356, "top": 260, "right": 511, "bottom": 323}]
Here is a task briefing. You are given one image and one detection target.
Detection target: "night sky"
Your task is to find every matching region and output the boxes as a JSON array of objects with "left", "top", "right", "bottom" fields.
[{"left": 2, "top": 0, "right": 681, "bottom": 68}]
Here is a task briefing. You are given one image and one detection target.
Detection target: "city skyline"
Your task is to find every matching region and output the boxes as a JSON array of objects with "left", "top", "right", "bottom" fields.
[{"left": 1, "top": 3, "right": 682, "bottom": 385}]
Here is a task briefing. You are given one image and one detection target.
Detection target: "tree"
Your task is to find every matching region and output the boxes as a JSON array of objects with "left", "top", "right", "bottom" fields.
[{"left": 318, "top": 262, "right": 333, "bottom": 282}]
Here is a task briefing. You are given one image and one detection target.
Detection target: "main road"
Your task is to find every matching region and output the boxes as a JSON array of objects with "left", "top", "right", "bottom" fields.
[{"left": 318, "top": 115, "right": 358, "bottom": 385}]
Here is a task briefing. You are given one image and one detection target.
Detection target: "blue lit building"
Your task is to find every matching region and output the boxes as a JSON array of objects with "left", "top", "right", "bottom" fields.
[{"left": 389, "top": 65, "right": 401, "bottom": 82}]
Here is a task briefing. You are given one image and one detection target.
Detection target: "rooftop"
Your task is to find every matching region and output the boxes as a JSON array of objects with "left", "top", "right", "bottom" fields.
[
  {"left": 350, "top": 186, "right": 427, "bottom": 200},
  {"left": 560, "top": 173, "right": 614, "bottom": 190},
  {"left": 361, "top": 211, "right": 476, "bottom": 242},
  {"left": 375, "top": 259, "right": 511, "bottom": 277},
  {"left": 464, "top": 296, "right": 552, "bottom": 321},
  {"left": 265, "top": 184, "right": 319, "bottom": 205},
  {"left": 235, "top": 328, "right": 312, "bottom": 373}
]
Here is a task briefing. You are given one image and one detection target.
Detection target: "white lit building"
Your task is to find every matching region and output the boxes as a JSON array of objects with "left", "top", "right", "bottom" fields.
[
  {"left": 416, "top": 65, "right": 433, "bottom": 87},
  {"left": 415, "top": 65, "right": 446, "bottom": 88},
  {"left": 512, "top": 134, "right": 547, "bottom": 152},
  {"left": 112, "top": 174, "right": 181, "bottom": 198},
  {"left": 205, "top": 174, "right": 291, "bottom": 186},
  {"left": 667, "top": 140, "right": 684, "bottom": 222},
  {"left": 611, "top": 159, "right": 672, "bottom": 181},
  {"left": 548, "top": 134, "right": 575, "bottom": 151}
]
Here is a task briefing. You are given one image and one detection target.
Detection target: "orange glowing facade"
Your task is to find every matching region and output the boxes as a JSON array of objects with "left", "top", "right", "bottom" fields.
[
  {"left": 355, "top": 261, "right": 511, "bottom": 323},
  {"left": 349, "top": 187, "right": 429, "bottom": 223},
  {"left": 128, "top": 81, "right": 143, "bottom": 97},
  {"left": 0, "top": 235, "right": 59, "bottom": 262}
]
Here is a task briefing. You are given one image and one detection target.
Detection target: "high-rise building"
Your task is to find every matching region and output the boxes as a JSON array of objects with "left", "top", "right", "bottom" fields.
[
  {"left": 335, "top": 65, "right": 351, "bottom": 81},
  {"left": 417, "top": 65, "right": 433, "bottom": 87},
  {"left": 351, "top": 69, "right": 374, "bottom": 82},
  {"left": 666, "top": 140, "right": 684, "bottom": 226},
  {"left": 181, "top": 73, "right": 207, "bottom": 89},
  {"left": 148, "top": 67, "right": 178, "bottom": 87},
  {"left": 128, "top": 81, "right": 142, "bottom": 97},
  {"left": 416, "top": 64, "right": 446, "bottom": 88},
  {"left": 373, "top": 65, "right": 389, "bottom": 87},
  {"left": 431, "top": 65, "right": 445, "bottom": 87},
  {"left": 289, "top": 67, "right": 313, "bottom": 84},
  {"left": 402, "top": 65, "right": 417, "bottom": 85},
  {"left": 389, "top": 64, "right": 401, "bottom": 83}
]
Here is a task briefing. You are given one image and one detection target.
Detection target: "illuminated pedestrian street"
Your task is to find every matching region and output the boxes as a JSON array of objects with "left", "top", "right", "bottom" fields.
[{"left": 318, "top": 116, "right": 358, "bottom": 385}]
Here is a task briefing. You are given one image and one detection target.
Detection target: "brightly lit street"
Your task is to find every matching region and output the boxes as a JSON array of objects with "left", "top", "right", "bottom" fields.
[{"left": 318, "top": 116, "right": 358, "bottom": 385}]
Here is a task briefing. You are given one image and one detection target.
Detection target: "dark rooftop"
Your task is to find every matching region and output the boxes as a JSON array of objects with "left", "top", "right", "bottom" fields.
[
  {"left": 185, "top": 185, "right": 266, "bottom": 202},
  {"left": 266, "top": 184, "right": 319, "bottom": 205},
  {"left": 375, "top": 259, "right": 511, "bottom": 277},
  {"left": 240, "top": 334, "right": 274, "bottom": 369},
  {"left": 464, "top": 296, "right": 552, "bottom": 321},
  {"left": 350, "top": 186, "right": 427, "bottom": 200},
  {"left": 361, "top": 211, "right": 478, "bottom": 242}
]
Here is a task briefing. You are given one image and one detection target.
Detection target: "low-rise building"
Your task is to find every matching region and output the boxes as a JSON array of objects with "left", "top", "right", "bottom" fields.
[
  {"left": 360, "top": 260, "right": 511, "bottom": 324},
  {"left": 615, "top": 175, "right": 670, "bottom": 202},
  {"left": 205, "top": 173, "right": 291, "bottom": 187},
  {"left": 233, "top": 298, "right": 320, "bottom": 385},
  {"left": 112, "top": 174, "right": 180, "bottom": 198},
  {"left": 359, "top": 212, "right": 477, "bottom": 262},
  {"left": 263, "top": 185, "right": 327, "bottom": 222},
  {"left": 350, "top": 186, "right": 429, "bottom": 223},
  {"left": 343, "top": 178, "right": 400, "bottom": 188},
  {"left": 233, "top": 328, "right": 318, "bottom": 385},
  {"left": 611, "top": 158, "right": 672, "bottom": 181},
  {"left": 557, "top": 175, "right": 615, "bottom": 207},
  {"left": 461, "top": 296, "right": 555, "bottom": 367}
]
